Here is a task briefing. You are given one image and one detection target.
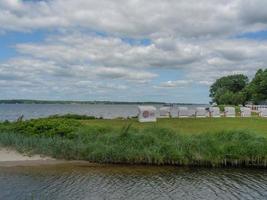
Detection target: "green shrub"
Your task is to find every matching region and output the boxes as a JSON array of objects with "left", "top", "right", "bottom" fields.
[
  {"left": 48, "top": 114, "right": 96, "bottom": 120},
  {"left": 4, "top": 118, "right": 81, "bottom": 138}
]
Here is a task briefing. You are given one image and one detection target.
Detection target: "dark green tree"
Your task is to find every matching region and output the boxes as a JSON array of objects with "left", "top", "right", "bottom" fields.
[
  {"left": 246, "top": 69, "right": 267, "bottom": 104},
  {"left": 210, "top": 74, "right": 249, "bottom": 105}
]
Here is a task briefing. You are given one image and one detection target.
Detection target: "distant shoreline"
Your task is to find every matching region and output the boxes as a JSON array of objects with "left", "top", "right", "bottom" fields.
[{"left": 0, "top": 99, "right": 205, "bottom": 105}]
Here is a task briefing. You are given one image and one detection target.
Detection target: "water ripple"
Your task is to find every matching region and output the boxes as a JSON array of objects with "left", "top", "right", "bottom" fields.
[{"left": 0, "top": 165, "right": 266, "bottom": 200}]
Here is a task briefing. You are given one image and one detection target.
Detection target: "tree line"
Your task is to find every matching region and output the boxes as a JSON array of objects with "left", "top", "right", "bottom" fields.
[{"left": 210, "top": 69, "right": 267, "bottom": 105}]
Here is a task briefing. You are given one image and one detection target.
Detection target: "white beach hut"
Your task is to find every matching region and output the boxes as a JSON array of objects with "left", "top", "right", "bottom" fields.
[
  {"left": 240, "top": 107, "right": 251, "bottom": 117},
  {"left": 159, "top": 107, "right": 171, "bottom": 118},
  {"left": 259, "top": 108, "right": 267, "bottom": 117},
  {"left": 178, "top": 107, "right": 189, "bottom": 118},
  {"left": 138, "top": 106, "right": 157, "bottom": 122},
  {"left": 209, "top": 107, "right": 221, "bottom": 117},
  {"left": 195, "top": 107, "right": 207, "bottom": 118},
  {"left": 224, "top": 107, "right": 236, "bottom": 117}
]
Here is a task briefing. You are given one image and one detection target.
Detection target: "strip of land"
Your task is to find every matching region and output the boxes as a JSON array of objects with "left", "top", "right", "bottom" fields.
[{"left": 1, "top": 116, "right": 267, "bottom": 168}]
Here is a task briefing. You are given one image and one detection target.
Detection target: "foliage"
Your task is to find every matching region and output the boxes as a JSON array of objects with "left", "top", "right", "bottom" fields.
[
  {"left": 0, "top": 118, "right": 81, "bottom": 139},
  {"left": 210, "top": 74, "right": 249, "bottom": 105},
  {"left": 48, "top": 114, "right": 96, "bottom": 120},
  {"left": 210, "top": 69, "right": 267, "bottom": 105},
  {"left": 246, "top": 69, "right": 267, "bottom": 104}
]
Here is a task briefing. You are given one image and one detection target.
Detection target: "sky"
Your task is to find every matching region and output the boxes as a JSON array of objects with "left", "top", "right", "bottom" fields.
[{"left": 1, "top": 0, "right": 267, "bottom": 103}]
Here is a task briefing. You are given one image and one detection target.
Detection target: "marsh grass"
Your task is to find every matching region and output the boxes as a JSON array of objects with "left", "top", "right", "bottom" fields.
[{"left": 1, "top": 117, "right": 267, "bottom": 167}]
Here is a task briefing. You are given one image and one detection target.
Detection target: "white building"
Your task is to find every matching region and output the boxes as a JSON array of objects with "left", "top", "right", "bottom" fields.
[
  {"left": 240, "top": 107, "right": 251, "bottom": 117},
  {"left": 209, "top": 107, "right": 221, "bottom": 117},
  {"left": 224, "top": 107, "right": 236, "bottom": 117},
  {"left": 259, "top": 108, "right": 267, "bottom": 117},
  {"left": 159, "top": 107, "right": 171, "bottom": 118},
  {"left": 138, "top": 106, "right": 157, "bottom": 122},
  {"left": 178, "top": 107, "right": 189, "bottom": 118},
  {"left": 195, "top": 107, "right": 207, "bottom": 118}
]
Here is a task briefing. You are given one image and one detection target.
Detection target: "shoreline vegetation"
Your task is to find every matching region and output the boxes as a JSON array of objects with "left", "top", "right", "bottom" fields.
[{"left": 1, "top": 114, "right": 267, "bottom": 168}]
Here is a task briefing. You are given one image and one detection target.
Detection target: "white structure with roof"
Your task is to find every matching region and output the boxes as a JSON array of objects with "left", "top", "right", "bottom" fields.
[
  {"left": 188, "top": 109, "right": 196, "bottom": 117},
  {"left": 259, "top": 108, "right": 267, "bottom": 117},
  {"left": 178, "top": 107, "right": 189, "bottom": 118},
  {"left": 137, "top": 106, "right": 157, "bottom": 122},
  {"left": 224, "top": 107, "right": 236, "bottom": 117},
  {"left": 195, "top": 107, "right": 207, "bottom": 118},
  {"left": 209, "top": 107, "right": 221, "bottom": 117},
  {"left": 159, "top": 107, "right": 171, "bottom": 118},
  {"left": 240, "top": 107, "right": 251, "bottom": 117}
]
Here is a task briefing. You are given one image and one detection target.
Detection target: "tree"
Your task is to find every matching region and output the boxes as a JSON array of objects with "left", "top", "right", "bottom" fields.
[
  {"left": 246, "top": 69, "right": 267, "bottom": 104},
  {"left": 210, "top": 74, "right": 249, "bottom": 105}
]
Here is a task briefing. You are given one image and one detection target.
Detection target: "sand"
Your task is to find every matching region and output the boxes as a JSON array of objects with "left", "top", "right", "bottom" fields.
[
  {"left": 0, "top": 147, "right": 95, "bottom": 167},
  {"left": 0, "top": 147, "right": 61, "bottom": 167},
  {"left": 0, "top": 148, "right": 52, "bottom": 162}
]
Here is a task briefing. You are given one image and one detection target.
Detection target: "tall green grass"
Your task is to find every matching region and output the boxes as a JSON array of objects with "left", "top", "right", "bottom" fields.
[{"left": 1, "top": 117, "right": 267, "bottom": 167}]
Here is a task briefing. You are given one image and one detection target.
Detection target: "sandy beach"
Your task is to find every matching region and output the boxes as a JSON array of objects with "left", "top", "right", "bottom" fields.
[
  {"left": 0, "top": 147, "right": 61, "bottom": 167},
  {"left": 0, "top": 148, "right": 53, "bottom": 162},
  {"left": 0, "top": 147, "right": 98, "bottom": 167}
]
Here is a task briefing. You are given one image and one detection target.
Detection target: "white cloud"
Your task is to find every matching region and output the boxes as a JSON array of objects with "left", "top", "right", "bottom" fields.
[
  {"left": 2, "top": 32, "right": 267, "bottom": 101},
  {"left": 158, "top": 80, "right": 193, "bottom": 88},
  {"left": 15, "top": 34, "right": 203, "bottom": 68},
  {"left": 0, "top": 0, "right": 267, "bottom": 38},
  {"left": 1, "top": 0, "right": 267, "bottom": 102},
  {"left": 0, "top": 0, "right": 23, "bottom": 10}
]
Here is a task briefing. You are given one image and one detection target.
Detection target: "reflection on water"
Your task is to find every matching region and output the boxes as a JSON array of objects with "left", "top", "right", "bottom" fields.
[{"left": 0, "top": 164, "right": 266, "bottom": 200}]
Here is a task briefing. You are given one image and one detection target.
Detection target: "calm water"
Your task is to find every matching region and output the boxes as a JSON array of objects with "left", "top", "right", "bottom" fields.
[
  {"left": 0, "top": 164, "right": 266, "bottom": 200},
  {"left": 0, "top": 104, "right": 207, "bottom": 121}
]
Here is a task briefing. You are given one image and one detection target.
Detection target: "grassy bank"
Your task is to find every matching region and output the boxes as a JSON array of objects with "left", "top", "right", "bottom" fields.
[{"left": 1, "top": 116, "right": 267, "bottom": 167}]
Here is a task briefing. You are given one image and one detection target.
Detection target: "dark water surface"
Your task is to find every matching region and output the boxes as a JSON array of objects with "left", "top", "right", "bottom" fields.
[
  {"left": 0, "top": 164, "right": 266, "bottom": 200},
  {"left": 0, "top": 104, "right": 207, "bottom": 121}
]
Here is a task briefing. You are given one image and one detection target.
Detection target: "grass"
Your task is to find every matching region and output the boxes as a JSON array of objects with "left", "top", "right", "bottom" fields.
[
  {"left": 1, "top": 116, "right": 267, "bottom": 167},
  {"left": 81, "top": 117, "right": 267, "bottom": 136}
]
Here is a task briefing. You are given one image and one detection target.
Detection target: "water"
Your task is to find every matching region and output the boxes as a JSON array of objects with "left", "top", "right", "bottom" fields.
[
  {"left": 0, "top": 104, "right": 207, "bottom": 121},
  {"left": 0, "top": 164, "right": 266, "bottom": 200}
]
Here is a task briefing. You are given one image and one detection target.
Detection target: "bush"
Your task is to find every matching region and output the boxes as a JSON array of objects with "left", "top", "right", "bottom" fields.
[
  {"left": 2, "top": 118, "right": 81, "bottom": 139},
  {"left": 48, "top": 114, "right": 96, "bottom": 120}
]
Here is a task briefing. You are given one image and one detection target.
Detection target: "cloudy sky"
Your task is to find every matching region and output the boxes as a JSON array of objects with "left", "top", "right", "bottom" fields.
[{"left": 1, "top": 0, "right": 267, "bottom": 103}]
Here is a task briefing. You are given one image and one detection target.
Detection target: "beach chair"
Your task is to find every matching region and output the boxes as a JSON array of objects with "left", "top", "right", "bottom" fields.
[
  {"left": 240, "top": 107, "right": 251, "bottom": 117},
  {"left": 259, "top": 108, "right": 267, "bottom": 117},
  {"left": 224, "top": 107, "right": 236, "bottom": 117},
  {"left": 137, "top": 106, "right": 157, "bottom": 122},
  {"left": 195, "top": 107, "right": 207, "bottom": 118},
  {"left": 178, "top": 107, "right": 189, "bottom": 118},
  {"left": 159, "top": 107, "right": 171, "bottom": 118},
  {"left": 209, "top": 107, "right": 220, "bottom": 117}
]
